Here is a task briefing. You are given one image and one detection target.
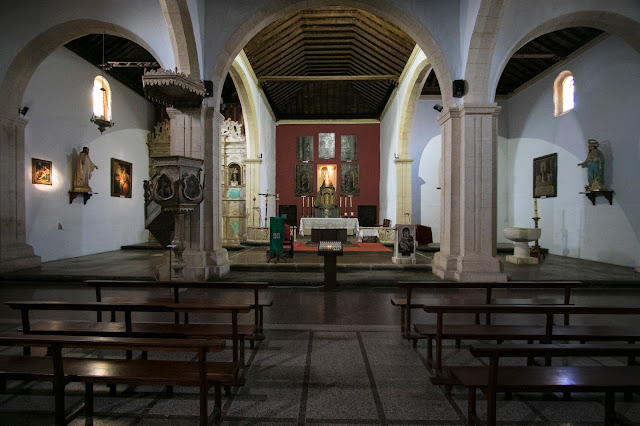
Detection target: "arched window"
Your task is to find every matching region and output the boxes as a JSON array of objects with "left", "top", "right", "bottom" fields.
[
  {"left": 92, "top": 76, "right": 112, "bottom": 120},
  {"left": 554, "top": 71, "right": 574, "bottom": 117}
]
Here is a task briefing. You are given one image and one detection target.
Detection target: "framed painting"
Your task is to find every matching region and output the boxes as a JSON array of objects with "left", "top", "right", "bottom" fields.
[
  {"left": 296, "top": 136, "right": 314, "bottom": 162},
  {"left": 295, "top": 164, "right": 313, "bottom": 196},
  {"left": 533, "top": 153, "right": 557, "bottom": 198},
  {"left": 340, "top": 135, "right": 357, "bottom": 161},
  {"left": 340, "top": 163, "right": 359, "bottom": 196},
  {"left": 318, "top": 133, "right": 335, "bottom": 159},
  {"left": 111, "top": 158, "right": 132, "bottom": 198},
  {"left": 32, "top": 158, "right": 52, "bottom": 185}
]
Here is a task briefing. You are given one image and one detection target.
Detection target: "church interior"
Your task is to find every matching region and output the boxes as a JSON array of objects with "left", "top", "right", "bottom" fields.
[{"left": 1, "top": 1, "right": 640, "bottom": 424}]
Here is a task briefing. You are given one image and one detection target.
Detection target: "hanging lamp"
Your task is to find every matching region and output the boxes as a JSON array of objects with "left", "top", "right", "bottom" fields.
[{"left": 90, "top": 32, "right": 114, "bottom": 133}]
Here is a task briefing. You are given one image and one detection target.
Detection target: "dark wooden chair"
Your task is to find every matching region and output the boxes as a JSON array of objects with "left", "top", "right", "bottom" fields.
[
  {"left": 283, "top": 223, "right": 294, "bottom": 258},
  {"left": 383, "top": 219, "right": 391, "bottom": 227}
]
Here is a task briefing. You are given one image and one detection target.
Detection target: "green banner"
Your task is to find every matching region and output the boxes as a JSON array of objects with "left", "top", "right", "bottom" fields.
[{"left": 269, "top": 216, "right": 284, "bottom": 254}]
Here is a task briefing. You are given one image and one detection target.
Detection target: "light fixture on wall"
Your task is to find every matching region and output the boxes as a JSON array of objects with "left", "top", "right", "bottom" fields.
[
  {"left": 394, "top": 153, "right": 399, "bottom": 159},
  {"left": 433, "top": 104, "right": 443, "bottom": 112},
  {"left": 90, "top": 32, "right": 114, "bottom": 133},
  {"left": 257, "top": 153, "right": 263, "bottom": 159},
  {"left": 18, "top": 106, "right": 29, "bottom": 117}
]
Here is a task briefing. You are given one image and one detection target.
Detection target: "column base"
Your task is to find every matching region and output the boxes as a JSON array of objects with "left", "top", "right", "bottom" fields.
[
  {"left": 433, "top": 252, "right": 507, "bottom": 282},
  {"left": 156, "top": 249, "right": 230, "bottom": 281},
  {"left": 0, "top": 243, "right": 41, "bottom": 273},
  {"left": 392, "top": 256, "right": 416, "bottom": 265}
]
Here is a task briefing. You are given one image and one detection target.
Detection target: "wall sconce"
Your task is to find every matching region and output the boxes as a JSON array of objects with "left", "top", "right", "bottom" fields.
[
  {"left": 257, "top": 153, "right": 263, "bottom": 159},
  {"left": 433, "top": 104, "right": 443, "bottom": 112},
  {"left": 18, "top": 106, "right": 29, "bottom": 117},
  {"left": 394, "top": 153, "right": 399, "bottom": 159}
]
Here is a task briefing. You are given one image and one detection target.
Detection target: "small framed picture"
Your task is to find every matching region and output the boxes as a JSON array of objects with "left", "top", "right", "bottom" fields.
[
  {"left": 111, "top": 158, "right": 132, "bottom": 198},
  {"left": 32, "top": 158, "right": 52, "bottom": 185},
  {"left": 533, "top": 153, "right": 557, "bottom": 198}
]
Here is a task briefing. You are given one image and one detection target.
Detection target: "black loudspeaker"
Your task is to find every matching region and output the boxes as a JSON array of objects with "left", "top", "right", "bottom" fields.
[
  {"left": 452, "top": 79, "right": 466, "bottom": 98},
  {"left": 204, "top": 80, "right": 213, "bottom": 98}
]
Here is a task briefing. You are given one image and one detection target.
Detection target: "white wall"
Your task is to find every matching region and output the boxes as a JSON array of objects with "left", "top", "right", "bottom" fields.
[
  {"left": 501, "top": 36, "right": 640, "bottom": 267},
  {"left": 23, "top": 47, "right": 153, "bottom": 262},
  {"left": 409, "top": 97, "right": 442, "bottom": 242}
]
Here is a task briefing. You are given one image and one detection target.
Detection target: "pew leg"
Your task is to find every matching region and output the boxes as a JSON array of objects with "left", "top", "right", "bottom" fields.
[
  {"left": 85, "top": 383, "right": 94, "bottom": 419},
  {"left": 224, "top": 385, "right": 231, "bottom": 397},
  {"left": 504, "top": 391, "right": 512, "bottom": 400},
  {"left": 126, "top": 350, "right": 132, "bottom": 360},
  {"left": 426, "top": 337, "right": 433, "bottom": 370},
  {"left": 166, "top": 385, "right": 174, "bottom": 397},
  {"left": 487, "top": 389, "right": 497, "bottom": 426},
  {"left": 214, "top": 383, "right": 222, "bottom": 423},
  {"left": 455, "top": 338, "right": 461, "bottom": 349},
  {"left": 412, "top": 338, "right": 418, "bottom": 349},
  {"left": 141, "top": 350, "right": 148, "bottom": 360},
  {"left": 563, "top": 391, "right": 571, "bottom": 400},
  {"left": 250, "top": 339, "right": 255, "bottom": 350},
  {"left": 108, "top": 384, "right": 117, "bottom": 397},
  {"left": 0, "top": 377, "right": 6, "bottom": 393},
  {"left": 54, "top": 382, "right": 65, "bottom": 425},
  {"left": 604, "top": 391, "right": 616, "bottom": 426},
  {"left": 624, "top": 391, "right": 633, "bottom": 402},
  {"left": 467, "top": 387, "right": 477, "bottom": 426}
]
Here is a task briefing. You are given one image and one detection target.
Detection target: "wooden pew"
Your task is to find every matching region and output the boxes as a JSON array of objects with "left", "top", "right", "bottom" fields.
[
  {"left": 418, "top": 304, "right": 640, "bottom": 371},
  {"left": 0, "top": 333, "right": 228, "bottom": 425},
  {"left": 450, "top": 343, "right": 640, "bottom": 426},
  {"left": 394, "top": 281, "right": 581, "bottom": 343},
  {"left": 85, "top": 280, "right": 271, "bottom": 346},
  {"left": 6, "top": 301, "right": 252, "bottom": 376}
]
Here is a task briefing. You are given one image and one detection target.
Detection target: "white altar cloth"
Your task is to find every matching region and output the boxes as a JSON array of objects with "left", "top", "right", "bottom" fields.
[{"left": 299, "top": 218, "right": 360, "bottom": 236}]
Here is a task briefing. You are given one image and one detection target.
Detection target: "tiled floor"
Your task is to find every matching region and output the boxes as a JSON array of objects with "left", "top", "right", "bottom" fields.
[{"left": 0, "top": 244, "right": 639, "bottom": 424}]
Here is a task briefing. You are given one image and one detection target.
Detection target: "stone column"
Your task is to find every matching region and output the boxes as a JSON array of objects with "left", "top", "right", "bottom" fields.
[
  {"left": 0, "top": 114, "right": 41, "bottom": 273},
  {"left": 201, "top": 105, "right": 229, "bottom": 276},
  {"left": 394, "top": 157, "right": 413, "bottom": 225},
  {"left": 432, "top": 104, "right": 506, "bottom": 282},
  {"left": 244, "top": 158, "right": 262, "bottom": 227}
]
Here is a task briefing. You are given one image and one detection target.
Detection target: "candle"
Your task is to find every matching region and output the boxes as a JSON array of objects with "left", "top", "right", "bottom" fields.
[
  {"left": 534, "top": 199, "right": 538, "bottom": 216},
  {"left": 311, "top": 197, "right": 313, "bottom": 207},
  {"left": 350, "top": 197, "right": 352, "bottom": 208},
  {"left": 340, "top": 197, "right": 342, "bottom": 208}
]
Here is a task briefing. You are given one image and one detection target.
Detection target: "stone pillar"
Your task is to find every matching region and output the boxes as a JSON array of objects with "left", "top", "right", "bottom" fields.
[
  {"left": 201, "top": 105, "right": 229, "bottom": 277},
  {"left": 0, "top": 114, "right": 41, "bottom": 273},
  {"left": 244, "top": 158, "right": 262, "bottom": 227},
  {"left": 394, "top": 157, "right": 413, "bottom": 225},
  {"left": 432, "top": 104, "right": 506, "bottom": 282}
]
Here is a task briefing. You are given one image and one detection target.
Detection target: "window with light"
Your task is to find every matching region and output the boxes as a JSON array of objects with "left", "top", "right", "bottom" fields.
[
  {"left": 554, "top": 71, "right": 574, "bottom": 117},
  {"left": 92, "top": 76, "right": 112, "bottom": 121}
]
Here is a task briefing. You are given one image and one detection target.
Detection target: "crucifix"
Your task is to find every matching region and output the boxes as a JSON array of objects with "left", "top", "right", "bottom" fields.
[{"left": 258, "top": 192, "right": 277, "bottom": 227}]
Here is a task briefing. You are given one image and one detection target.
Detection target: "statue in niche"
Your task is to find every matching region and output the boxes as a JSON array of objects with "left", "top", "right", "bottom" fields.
[
  {"left": 228, "top": 163, "right": 241, "bottom": 186},
  {"left": 73, "top": 147, "right": 98, "bottom": 192},
  {"left": 578, "top": 138, "right": 606, "bottom": 191}
]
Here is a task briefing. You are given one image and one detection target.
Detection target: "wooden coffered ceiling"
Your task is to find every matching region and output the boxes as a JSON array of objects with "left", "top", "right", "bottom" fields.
[{"left": 243, "top": 7, "right": 416, "bottom": 120}]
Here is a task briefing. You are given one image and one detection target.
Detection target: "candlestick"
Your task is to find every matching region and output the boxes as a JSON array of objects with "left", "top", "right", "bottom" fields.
[{"left": 534, "top": 198, "right": 538, "bottom": 216}]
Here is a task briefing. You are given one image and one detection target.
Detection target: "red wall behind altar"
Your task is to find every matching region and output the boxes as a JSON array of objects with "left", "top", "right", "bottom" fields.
[{"left": 276, "top": 123, "right": 380, "bottom": 228}]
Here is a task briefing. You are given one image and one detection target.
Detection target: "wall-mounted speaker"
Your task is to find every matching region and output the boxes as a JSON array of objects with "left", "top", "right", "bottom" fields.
[
  {"left": 453, "top": 79, "right": 466, "bottom": 98},
  {"left": 204, "top": 80, "right": 213, "bottom": 98}
]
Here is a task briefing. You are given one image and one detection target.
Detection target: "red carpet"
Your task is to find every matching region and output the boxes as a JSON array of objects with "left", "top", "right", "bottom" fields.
[{"left": 293, "top": 242, "right": 391, "bottom": 252}]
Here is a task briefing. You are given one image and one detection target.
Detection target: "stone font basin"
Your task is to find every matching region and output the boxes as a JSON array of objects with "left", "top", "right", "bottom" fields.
[{"left": 503, "top": 227, "right": 541, "bottom": 242}]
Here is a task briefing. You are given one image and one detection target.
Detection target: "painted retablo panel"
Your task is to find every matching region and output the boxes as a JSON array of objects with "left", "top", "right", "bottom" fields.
[
  {"left": 318, "top": 133, "right": 335, "bottom": 159},
  {"left": 341, "top": 135, "right": 357, "bottom": 161},
  {"left": 295, "top": 164, "right": 313, "bottom": 196},
  {"left": 296, "top": 136, "right": 314, "bottom": 162},
  {"left": 340, "top": 163, "right": 359, "bottom": 196}
]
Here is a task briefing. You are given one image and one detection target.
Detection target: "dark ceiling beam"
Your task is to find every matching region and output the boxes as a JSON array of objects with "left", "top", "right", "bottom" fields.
[
  {"left": 511, "top": 53, "right": 557, "bottom": 59},
  {"left": 259, "top": 75, "right": 398, "bottom": 83}
]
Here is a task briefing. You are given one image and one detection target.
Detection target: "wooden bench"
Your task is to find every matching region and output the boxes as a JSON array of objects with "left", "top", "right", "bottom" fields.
[
  {"left": 86, "top": 280, "right": 271, "bottom": 346},
  {"left": 6, "top": 300, "right": 253, "bottom": 378},
  {"left": 417, "top": 304, "right": 640, "bottom": 371},
  {"left": 449, "top": 343, "right": 640, "bottom": 426},
  {"left": 0, "top": 333, "right": 229, "bottom": 425},
  {"left": 395, "top": 282, "right": 581, "bottom": 342}
]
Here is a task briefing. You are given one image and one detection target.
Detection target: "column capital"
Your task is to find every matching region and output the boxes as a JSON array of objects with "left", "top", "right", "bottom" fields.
[
  {"left": 393, "top": 158, "right": 414, "bottom": 165},
  {"left": 459, "top": 103, "right": 501, "bottom": 117},
  {"left": 243, "top": 158, "right": 263, "bottom": 164},
  {"left": 0, "top": 113, "right": 28, "bottom": 129}
]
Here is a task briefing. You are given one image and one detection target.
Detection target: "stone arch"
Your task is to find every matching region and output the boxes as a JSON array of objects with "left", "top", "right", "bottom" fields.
[
  {"left": 229, "top": 61, "right": 260, "bottom": 159},
  {"left": 394, "top": 57, "right": 432, "bottom": 224},
  {"left": 208, "top": 0, "right": 454, "bottom": 112},
  {"left": 464, "top": 0, "right": 507, "bottom": 103},
  {"left": 0, "top": 19, "right": 164, "bottom": 117},
  {"left": 489, "top": 10, "right": 640, "bottom": 100},
  {"left": 160, "top": 0, "right": 200, "bottom": 77}
]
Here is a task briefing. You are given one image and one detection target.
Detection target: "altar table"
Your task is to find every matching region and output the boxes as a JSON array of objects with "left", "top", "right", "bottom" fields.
[{"left": 299, "top": 218, "right": 360, "bottom": 237}]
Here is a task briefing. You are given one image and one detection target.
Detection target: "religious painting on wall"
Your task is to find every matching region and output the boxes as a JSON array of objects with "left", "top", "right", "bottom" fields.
[
  {"left": 296, "top": 136, "right": 314, "bottom": 162},
  {"left": 318, "top": 133, "right": 335, "bottom": 159},
  {"left": 32, "top": 158, "right": 52, "bottom": 185},
  {"left": 340, "top": 135, "right": 357, "bottom": 161},
  {"left": 111, "top": 158, "right": 132, "bottom": 198},
  {"left": 340, "top": 163, "right": 359, "bottom": 196},
  {"left": 533, "top": 153, "right": 557, "bottom": 198},
  {"left": 295, "top": 164, "right": 313, "bottom": 196}
]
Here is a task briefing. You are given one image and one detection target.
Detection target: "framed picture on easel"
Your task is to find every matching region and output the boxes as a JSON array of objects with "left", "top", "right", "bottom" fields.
[{"left": 533, "top": 153, "right": 557, "bottom": 198}]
